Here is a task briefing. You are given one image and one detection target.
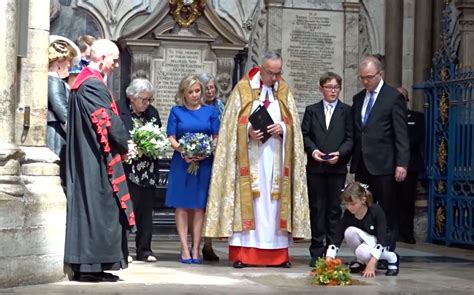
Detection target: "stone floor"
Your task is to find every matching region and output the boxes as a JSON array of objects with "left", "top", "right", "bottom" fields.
[{"left": 2, "top": 239, "right": 474, "bottom": 294}]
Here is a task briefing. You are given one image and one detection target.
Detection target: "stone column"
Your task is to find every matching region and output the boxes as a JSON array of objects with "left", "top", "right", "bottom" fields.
[
  {"left": 432, "top": 0, "right": 445, "bottom": 55},
  {"left": 212, "top": 47, "right": 239, "bottom": 102},
  {"left": 454, "top": 0, "right": 474, "bottom": 66},
  {"left": 15, "top": 0, "right": 49, "bottom": 146},
  {"left": 384, "top": 0, "right": 404, "bottom": 86},
  {"left": 413, "top": 0, "right": 433, "bottom": 112},
  {"left": 1, "top": 0, "right": 66, "bottom": 288},
  {"left": 264, "top": 0, "right": 285, "bottom": 51},
  {"left": 343, "top": 1, "right": 361, "bottom": 105}
]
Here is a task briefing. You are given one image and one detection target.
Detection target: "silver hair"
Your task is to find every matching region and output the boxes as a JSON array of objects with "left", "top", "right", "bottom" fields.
[
  {"left": 261, "top": 50, "right": 282, "bottom": 64},
  {"left": 126, "top": 78, "right": 155, "bottom": 98},
  {"left": 198, "top": 72, "right": 215, "bottom": 87}
]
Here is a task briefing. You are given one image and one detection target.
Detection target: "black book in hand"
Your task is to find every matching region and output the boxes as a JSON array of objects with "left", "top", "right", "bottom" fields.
[{"left": 248, "top": 105, "right": 274, "bottom": 143}]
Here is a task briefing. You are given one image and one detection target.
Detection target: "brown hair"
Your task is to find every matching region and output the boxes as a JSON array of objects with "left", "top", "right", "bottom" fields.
[
  {"left": 48, "top": 40, "right": 76, "bottom": 64},
  {"left": 319, "top": 71, "right": 342, "bottom": 87},
  {"left": 340, "top": 182, "right": 373, "bottom": 206},
  {"left": 76, "top": 35, "right": 96, "bottom": 53}
]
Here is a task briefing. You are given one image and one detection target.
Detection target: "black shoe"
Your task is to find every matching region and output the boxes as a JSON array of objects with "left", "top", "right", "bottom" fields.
[
  {"left": 72, "top": 272, "right": 102, "bottom": 282},
  {"left": 377, "top": 259, "right": 388, "bottom": 270},
  {"left": 385, "top": 253, "right": 400, "bottom": 276},
  {"left": 404, "top": 236, "right": 416, "bottom": 244},
  {"left": 97, "top": 272, "right": 120, "bottom": 282},
  {"left": 278, "top": 261, "right": 292, "bottom": 268},
  {"left": 349, "top": 261, "right": 366, "bottom": 273},
  {"left": 202, "top": 246, "right": 220, "bottom": 261},
  {"left": 72, "top": 272, "right": 119, "bottom": 283},
  {"left": 309, "top": 257, "right": 317, "bottom": 268},
  {"left": 233, "top": 261, "right": 247, "bottom": 268}
]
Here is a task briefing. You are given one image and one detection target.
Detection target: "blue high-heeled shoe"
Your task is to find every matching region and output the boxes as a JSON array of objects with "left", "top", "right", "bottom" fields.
[
  {"left": 192, "top": 258, "right": 202, "bottom": 264},
  {"left": 180, "top": 251, "right": 193, "bottom": 264}
]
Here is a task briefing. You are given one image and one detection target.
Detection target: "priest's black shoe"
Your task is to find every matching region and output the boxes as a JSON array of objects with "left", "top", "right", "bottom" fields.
[
  {"left": 309, "top": 257, "right": 317, "bottom": 268},
  {"left": 233, "top": 261, "right": 247, "bottom": 268},
  {"left": 279, "top": 261, "right": 292, "bottom": 268}
]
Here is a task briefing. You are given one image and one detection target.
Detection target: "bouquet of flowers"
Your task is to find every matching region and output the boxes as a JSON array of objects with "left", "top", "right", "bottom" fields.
[
  {"left": 129, "top": 118, "right": 170, "bottom": 160},
  {"left": 309, "top": 258, "right": 352, "bottom": 286},
  {"left": 178, "top": 132, "right": 214, "bottom": 175}
]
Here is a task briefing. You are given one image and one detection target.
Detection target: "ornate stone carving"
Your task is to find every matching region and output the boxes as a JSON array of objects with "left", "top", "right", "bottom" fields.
[
  {"left": 169, "top": 0, "right": 206, "bottom": 28},
  {"left": 73, "top": 0, "right": 151, "bottom": 39},
  {"left": 245, "top": 7, "right": 267, "bottom": 70}
]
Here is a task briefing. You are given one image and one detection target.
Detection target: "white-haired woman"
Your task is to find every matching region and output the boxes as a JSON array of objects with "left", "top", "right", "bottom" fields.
[{"left": 118, "top": 78, "right": 161, "bottom": 263}]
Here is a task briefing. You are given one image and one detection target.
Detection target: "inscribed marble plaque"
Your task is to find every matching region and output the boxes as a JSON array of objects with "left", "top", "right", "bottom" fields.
[
  {"left": 153, "top": 45, "right": 214, "bottom": 127},
  {"left": 281, "top": 9, "right": 344, "bottom": 114}
]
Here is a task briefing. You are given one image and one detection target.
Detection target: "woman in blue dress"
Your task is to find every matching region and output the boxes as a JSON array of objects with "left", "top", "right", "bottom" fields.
[{"left": 166, "top": 74, "right": 220, "bottom": 264}]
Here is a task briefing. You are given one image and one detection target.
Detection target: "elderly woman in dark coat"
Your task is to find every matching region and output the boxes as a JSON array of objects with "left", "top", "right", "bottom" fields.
[{"left": 118, "top": 78, "right": 161, "bottom": 262}]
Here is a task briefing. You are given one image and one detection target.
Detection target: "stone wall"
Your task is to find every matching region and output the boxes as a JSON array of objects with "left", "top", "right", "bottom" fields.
[{"left": 0, "top": 0, "right": 66, "bottom": 288}]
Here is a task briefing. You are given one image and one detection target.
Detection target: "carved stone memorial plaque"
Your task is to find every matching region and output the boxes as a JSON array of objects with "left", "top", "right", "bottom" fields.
[
  {"left": 281, "top": 9, "right": 344, "bottom": 114},
  {"left": 152, "top": 43, "right": 215, "bottom": 127}
]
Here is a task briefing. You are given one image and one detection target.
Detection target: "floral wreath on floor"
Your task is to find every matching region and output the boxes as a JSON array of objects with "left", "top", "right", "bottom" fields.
[{"left": 309, "top": 258, "right": 352, "bottom": 286}]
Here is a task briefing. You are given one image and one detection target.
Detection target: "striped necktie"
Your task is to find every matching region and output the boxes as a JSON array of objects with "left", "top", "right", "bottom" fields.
[{"left": 363, "top": 91, "right": 376, "bottom": 125}]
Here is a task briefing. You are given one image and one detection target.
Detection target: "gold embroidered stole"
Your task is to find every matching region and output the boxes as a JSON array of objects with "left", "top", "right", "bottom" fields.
[{"left": 237, "top": 79, "right": 293, "bottom": 231}]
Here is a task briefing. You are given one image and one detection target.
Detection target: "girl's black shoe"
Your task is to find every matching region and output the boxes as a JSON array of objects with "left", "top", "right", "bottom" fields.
[
  {"left": 385, "top": 253, "right": 400, "bottom": 276},
  {"left": 349, "top": 261, "right": 366, "bottom": 273}
]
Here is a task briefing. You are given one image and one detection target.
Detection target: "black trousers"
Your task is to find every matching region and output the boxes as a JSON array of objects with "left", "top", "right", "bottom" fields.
[
  {"left": 395, "top": 172, "right": 418, "bottom": 240},
  {"left": 128, "top": 181, "right": 156, "bottom": 259},
  {"left": 307, "top": 172, "right": 345, "bottom": 258},
  {"left": 355, "top": 159, "right": 396, "bottom": 250}
]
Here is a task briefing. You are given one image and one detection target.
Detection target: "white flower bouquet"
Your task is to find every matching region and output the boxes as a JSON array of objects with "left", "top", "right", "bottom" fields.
[
  {"left": 178, "top": 132, "right": 214, "bottom": 175},
  {"left": 129, "top": 118, "right": 170, "bottom": 160}
]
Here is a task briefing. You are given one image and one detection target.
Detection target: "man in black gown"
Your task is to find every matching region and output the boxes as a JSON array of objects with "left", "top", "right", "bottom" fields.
[{"left": 64, "top": 39, "right": 135, "bottom": 282}]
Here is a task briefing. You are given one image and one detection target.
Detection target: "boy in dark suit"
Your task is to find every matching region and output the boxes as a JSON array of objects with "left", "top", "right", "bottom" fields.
[{"left": 301, "top": 72, "right": 354, "bottom": 267}]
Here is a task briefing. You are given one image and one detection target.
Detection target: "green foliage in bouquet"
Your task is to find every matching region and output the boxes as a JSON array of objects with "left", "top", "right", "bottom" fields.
[
  {"left": 309, "top": 258, "right": 352, "bottom": 286},
  {"left": 130, "top": 118, "right": 170, "bottom": 160}
]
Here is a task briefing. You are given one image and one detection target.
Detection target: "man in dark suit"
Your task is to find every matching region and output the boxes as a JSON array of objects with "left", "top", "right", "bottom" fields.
[
  {"left": 350, "top": 56, "right": 409, "bottom": 251},
  {"left": 302, "top": 72, "right": 354, "bottom": 267},
  {"left": 395, "top": 87, "right": 424, "bottom": 244}
]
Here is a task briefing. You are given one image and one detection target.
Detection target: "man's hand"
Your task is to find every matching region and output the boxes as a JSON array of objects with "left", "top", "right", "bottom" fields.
[
  {"left": 267, "top": 123, "right": 282, "bottom": 137},
  {"left": 395, "top": 166, "right": 407, "bottom": 182},
  {"left": 248, "top": 125, "right": 264, "bottom": 141}
]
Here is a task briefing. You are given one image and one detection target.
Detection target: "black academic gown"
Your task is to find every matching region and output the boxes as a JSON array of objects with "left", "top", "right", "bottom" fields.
[{"left": 64, "top": 67, "right": 135, "bottom": 272}]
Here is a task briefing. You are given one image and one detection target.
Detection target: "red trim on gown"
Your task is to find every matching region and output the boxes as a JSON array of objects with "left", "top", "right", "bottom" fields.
[{"left": 228, "top": 246, "right": 289, "bottom": 266}]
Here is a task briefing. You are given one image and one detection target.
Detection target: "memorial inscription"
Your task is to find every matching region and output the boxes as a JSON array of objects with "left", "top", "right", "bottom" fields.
[
  {"left": 281, "top": 9, "right": 344, "bottom": 114},
  {"left": 153, "top": 46, "right": 214, "bottom": 126}
]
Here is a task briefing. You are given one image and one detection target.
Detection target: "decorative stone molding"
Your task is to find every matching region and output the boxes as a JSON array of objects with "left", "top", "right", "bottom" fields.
[{"left": 72, "top": 0, "right": 152, "bottom": 39}]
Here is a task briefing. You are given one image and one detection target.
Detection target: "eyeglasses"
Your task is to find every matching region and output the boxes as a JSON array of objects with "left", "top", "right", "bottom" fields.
[
  {"left": 322, "top": 85, "right": 341, "bottom": 91},
  {"left": 359, "top": 71, "right": 381, "bottom": 81},
  {"left": 138, "top": 96, "right": 154, "bottom": 103},
  {"left": 261, "top": 67, "right": 283, "bottom": 78}
]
